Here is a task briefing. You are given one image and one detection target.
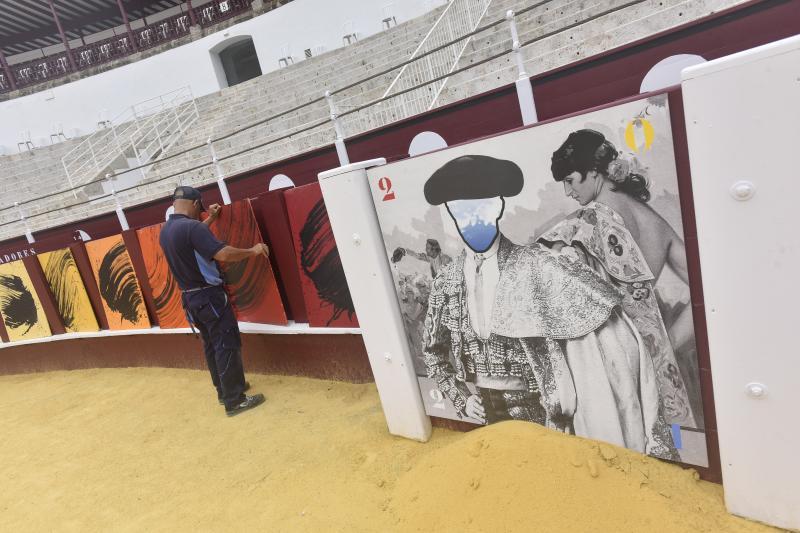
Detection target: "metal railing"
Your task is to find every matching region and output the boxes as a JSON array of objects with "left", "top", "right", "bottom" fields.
[
  {"left": 197, "top": 0, "right": 255, "bottom": 27},
  {"left": 60, "top": 87, "right": 199, "bottom": 194},
  {"left": 6, "top": 53, "right": 72, "bottom": 89},
  {"left": 135, "top": 12, "right": 193, "bottom": 52},
  {"left": 74, "top": 35, "right": 135, "bottom": 69},
  {"left": 0, "top": 0, "right": 658, "bottom": 240},
  {"left": 0, "top": 0, "right": 260, "bottom": 94},
  {"left": 377, "top": 0, "right": 492, "bottom": 118}
]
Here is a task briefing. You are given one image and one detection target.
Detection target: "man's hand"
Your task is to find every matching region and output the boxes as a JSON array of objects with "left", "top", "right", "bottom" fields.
[
  {"left": 203, "top": 204, "right": 222, "bottom": 226},
  {"left": 465, "top": 394, "right": 486, "bottom": 423},
  {"left": 214, "top": 243, "right": 269, "bottom": 263},
  {"left": 250, "top": 243, "right": 269, "bottom": 258}
]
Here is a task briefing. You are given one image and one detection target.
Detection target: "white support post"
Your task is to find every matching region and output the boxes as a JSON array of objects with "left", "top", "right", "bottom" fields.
[
  {"left": 682, "top": 34, "right": 800, "bottom": 531},
  {"left": 207, "top": 138, "right": 232, "bottom": 205},
  {"left": 507, "top": 10, "right": 537, "bottom": 126},
  {"left": 14, "top": 202, "right": 35, "bottom": 244},
  {"left": 319, "top": 159, "right": 431, "bottom": 442},
  {"left": 62, "top": 159, "right": 78, "bottom": 199},
  {"left": 107, "top": 173, "right": 130, "bottom": 231},
  {"left": 325, "top": 91, "right": 350, "bottom": 166}
]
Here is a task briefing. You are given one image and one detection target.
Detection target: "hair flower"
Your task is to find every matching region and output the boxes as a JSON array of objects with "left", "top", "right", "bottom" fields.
[{"left": 606, "top": 158, "right": 630, "bottom": 183}]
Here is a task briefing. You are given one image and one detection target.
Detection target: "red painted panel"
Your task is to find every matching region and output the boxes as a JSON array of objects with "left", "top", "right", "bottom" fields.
[
  {"left": 284, "top": 182, "right": 358, "bottom": 328},
  {"left": 206, "top": 199, "right": 288, "bottom": 325},
  {"left": 249, "top": 189, "right": 308, "bottom": 323}
]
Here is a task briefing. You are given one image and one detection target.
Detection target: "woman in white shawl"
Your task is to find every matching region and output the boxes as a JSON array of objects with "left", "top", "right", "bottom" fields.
[{"left": 538, "top": 129, "right": 697, "bottom": 431}]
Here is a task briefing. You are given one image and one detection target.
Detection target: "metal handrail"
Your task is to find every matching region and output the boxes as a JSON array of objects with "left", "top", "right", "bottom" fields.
[
  {"left": 1, "top": 0, "right": 652, "bottom": 237},
  {"left": 378, "top": 0, "right": 491, "bottom": 121},
  {"left": 61, "top": 86, "right": 197, "bottom": 190},
  {"left": 380, "top": 0, "right": 458, "bottom": 99}
]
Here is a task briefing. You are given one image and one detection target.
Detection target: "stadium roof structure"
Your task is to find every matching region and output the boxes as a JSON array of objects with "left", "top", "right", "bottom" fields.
[{"left": 0, "top": 0, "right": 183, "bottom": 56}]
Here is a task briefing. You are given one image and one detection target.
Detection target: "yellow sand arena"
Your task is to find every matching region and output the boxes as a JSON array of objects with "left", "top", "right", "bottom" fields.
[{"left": 0, "top": 369, "right": 783, "bottom": 532}]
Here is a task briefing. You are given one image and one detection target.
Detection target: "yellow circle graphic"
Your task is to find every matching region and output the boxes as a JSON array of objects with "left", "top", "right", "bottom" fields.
[{"left": 624, "top": 118, "right": 654, "bottom": 153}]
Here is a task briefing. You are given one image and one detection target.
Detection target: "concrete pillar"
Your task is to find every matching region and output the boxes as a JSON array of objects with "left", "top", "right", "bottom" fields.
[
  {"left": 115, "top": 0, "right": 139, "bottom": 52},
  {"left": 46, "top": 0, "right": 77, "bottom": 72},
  {"left": 506, "top": 10, "right": 537, "bottom": 126},
  {"left": 325, "top": 91, "right": 350, "bottom": 166},
  {"left": 208, "top": 139, "right": 232, "bottom": 205},
  {"left": 0, "top": 50, "right": 17, "bottom": 91},
  {"left": 187, "top": 0, "right": 198, "bottom": 26},
  {"left": 14, "top": 203, "right": 35, "bottom": 244},
  {"left": 107, "top": 174, "right": 130, "bottom": 231}
]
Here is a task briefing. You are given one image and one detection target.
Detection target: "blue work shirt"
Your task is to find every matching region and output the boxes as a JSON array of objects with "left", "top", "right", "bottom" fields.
[{"left": 159, "top": 214, "right": 226, "bottom": 291}]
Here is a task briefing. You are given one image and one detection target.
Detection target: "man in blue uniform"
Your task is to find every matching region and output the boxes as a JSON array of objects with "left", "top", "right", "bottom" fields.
[{"left": 160, "top": 186, "right": 267, "bottom": 417}]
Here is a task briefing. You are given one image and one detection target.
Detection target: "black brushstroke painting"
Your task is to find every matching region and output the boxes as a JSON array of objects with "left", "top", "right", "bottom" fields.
[
  {"left": 216, "top": 207, "right": 262, "bottom": 310},
  {"left": 0, "top": 274, "right": 38, "bottom": 334},
  {"left": 42, "top": 249, "right": 79, "bottom": 330},
  {"left": 299, "top": 198, "right": 355, "bottom": 326},
  {"left": 152, "top": 257, "right": 180, "bottom": 311},
  {"left": 98, "top": 242, "right": 142, "bottom": 324}
]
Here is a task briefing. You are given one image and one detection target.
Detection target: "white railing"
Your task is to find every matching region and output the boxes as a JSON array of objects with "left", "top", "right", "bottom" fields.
[
  {"left": 61, "top": 86, "right": 199, "bottom": 194},
  {"left": 375, "top": 0, "right": 492, "bottom": 121}
]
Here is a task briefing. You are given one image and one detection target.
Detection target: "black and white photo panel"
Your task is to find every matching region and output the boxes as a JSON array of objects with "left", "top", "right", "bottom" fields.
[{"left": 368, "top": 94, "right": 708, "bottom": 467}]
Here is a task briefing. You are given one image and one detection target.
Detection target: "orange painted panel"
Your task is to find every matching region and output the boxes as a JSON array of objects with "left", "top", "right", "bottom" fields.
[
  {"left": 85, "top": 235, "right": 151, "bottom": 330},
  {"left": 136, "top": 223, "right": 189, "bottom": 329}
]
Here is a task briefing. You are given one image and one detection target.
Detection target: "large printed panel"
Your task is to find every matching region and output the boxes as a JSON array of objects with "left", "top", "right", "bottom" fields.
[
  {"left": 0, "top": 260, "right": 52, "bottom": 341},
  {"left": 284, "top": 182, "right": 359, "bottom": 328},
  {"left": 37, "top": 248, "right": 99, "bottom": 333},
  {"left": 85, "top": 235, "right": 151, "bottom": 330},
  {"left": 368, "top": 94, "right": 707, "bottom": 467},
  {"left": 136, "top": 223, "right": 189, "bottom": 329},
  {"left": 207, "top": 199, "right": 287, "bottom": 325}
]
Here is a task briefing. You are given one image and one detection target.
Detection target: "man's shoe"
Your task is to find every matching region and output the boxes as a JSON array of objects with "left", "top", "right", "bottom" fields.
[
  {"left": 225, "top": 394, "right": 265, "bottom": 417},
  {"left": 218, "top": 381, "right": 251, "bottom": 405}
]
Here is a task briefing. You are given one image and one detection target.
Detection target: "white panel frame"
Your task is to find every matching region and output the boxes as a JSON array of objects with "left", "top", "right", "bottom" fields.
[
  {"left": 319, "top": 159, "right": 432, "bottom": 442},
  {"left": 682, "top": 34, "right": 800, "bottom": 531}
]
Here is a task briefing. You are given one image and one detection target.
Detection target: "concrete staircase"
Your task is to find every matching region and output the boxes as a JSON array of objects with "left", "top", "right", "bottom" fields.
[
  {"left": 436, "top": 0, "right": 752, "bottom": 106},
  {"left": 0, "top": 6, "right": 445, "bottom": 234},
  {"left": 0, "top": 0, "right": 754, "bottom": 238},
  {"left": 62, "top": 87, "right": 199, "bottom": 196},
  {"left": 127, "top": 5, "right": 449, "bottom": 207}
]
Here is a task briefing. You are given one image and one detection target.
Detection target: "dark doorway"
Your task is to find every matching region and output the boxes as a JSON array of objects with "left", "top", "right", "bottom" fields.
[{"left": 219, "top": 39, "right": 262, "bottom": 87}]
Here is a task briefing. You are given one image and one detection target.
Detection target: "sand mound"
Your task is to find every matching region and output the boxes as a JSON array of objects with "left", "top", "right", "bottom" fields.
[
  {"left": 0, "top": 368, "right": 782, "bottom": 532},
  {"left": 390, "top": 421, "right": 778, "bottom": 532}
]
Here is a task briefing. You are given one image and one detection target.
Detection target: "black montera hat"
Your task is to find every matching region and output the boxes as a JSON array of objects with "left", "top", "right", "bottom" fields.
[{"left": 423, "top": 155, "right": 524, "bottom": 205}]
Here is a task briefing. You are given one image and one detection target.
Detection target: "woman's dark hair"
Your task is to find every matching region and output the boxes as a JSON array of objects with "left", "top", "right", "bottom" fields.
[{"left": 551, "top": 129, "right": 651, "bottom": 203}]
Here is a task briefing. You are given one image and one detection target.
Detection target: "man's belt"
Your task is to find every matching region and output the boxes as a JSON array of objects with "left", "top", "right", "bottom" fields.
[{"left": 181, "top": 284, "right": 220, "bottom": 294}]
